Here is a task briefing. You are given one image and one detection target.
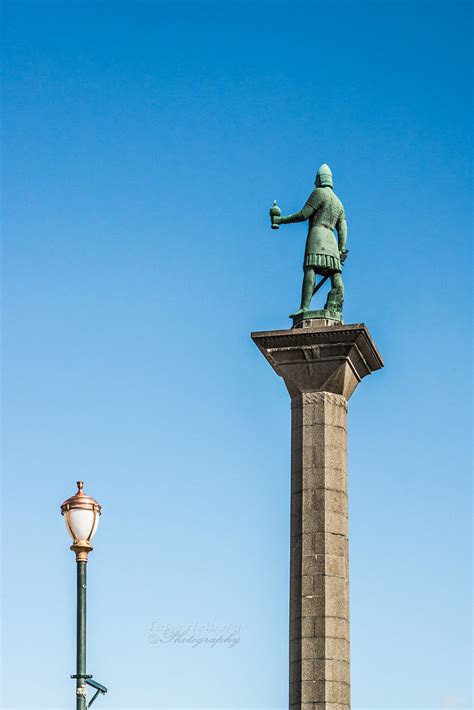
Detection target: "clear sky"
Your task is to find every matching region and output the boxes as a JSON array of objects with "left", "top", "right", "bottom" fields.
[{"left": 1, "top": 1, "right": 472, "bottom": 709}]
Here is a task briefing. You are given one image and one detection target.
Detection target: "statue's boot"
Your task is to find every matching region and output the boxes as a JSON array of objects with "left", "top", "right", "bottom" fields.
[
  {"left": 324, "top": 273, "right": 344, "bottom": 313},
  {"left": 291, "top": 270, "right": 322, "bottom": 318}
]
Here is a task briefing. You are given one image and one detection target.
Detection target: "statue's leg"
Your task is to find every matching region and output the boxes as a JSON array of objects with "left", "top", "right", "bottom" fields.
[
  {"left": 324, "top": 272, "right": 344, "bottom": 312},
  {"left": 300, "top": 268, "right": 315, "bottom": 310}
]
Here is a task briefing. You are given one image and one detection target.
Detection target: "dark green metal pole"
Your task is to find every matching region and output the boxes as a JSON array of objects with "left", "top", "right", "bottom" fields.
[{"left": 76, "top": 561, "right": 87, "bottom": 710}]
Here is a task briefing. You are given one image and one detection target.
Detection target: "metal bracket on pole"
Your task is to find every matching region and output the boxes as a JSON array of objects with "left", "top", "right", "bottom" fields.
[
  {"left": 85, "top": 678, "right": 108, "bottom": 707},
  {"left": 70, "top": 675, "right": 108, "bottom": 707}
]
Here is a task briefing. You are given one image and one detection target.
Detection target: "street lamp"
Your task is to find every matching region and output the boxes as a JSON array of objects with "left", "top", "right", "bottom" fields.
[{"left": 61, "top": 481, "right": 108, "bottom": 709}]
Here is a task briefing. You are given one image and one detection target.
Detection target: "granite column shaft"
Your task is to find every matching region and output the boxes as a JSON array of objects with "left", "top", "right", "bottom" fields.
[
  {"left": 290, "top": 391, "right": 350, "bottom": 709},
  {"left": 252, "top": 322, "right": 383, "bottom": 710}
]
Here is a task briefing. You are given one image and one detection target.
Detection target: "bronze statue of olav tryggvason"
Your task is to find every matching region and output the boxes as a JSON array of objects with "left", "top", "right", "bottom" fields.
[{"left": 270, "top": 163, "right": 348, "bottom": 326}]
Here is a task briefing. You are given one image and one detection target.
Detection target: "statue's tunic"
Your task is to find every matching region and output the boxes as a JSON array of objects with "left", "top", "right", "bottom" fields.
[{"left": 303, "top": 187, "right": 345, "bottom": 275}]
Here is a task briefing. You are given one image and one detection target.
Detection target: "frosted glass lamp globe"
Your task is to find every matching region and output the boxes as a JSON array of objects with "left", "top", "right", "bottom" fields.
[{"left": 61, "top": 481, "right": 102, "bottom": 560}]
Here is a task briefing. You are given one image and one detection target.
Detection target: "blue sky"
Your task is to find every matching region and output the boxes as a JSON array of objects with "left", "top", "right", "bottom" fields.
[{"left": 1, "top": 1, "right": 472, "bottom": 708}]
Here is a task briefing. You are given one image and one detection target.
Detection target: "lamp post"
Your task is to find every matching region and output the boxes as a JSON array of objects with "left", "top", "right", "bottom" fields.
[{"left": 61, "top": 481, "right": 106, "bottom": 709}]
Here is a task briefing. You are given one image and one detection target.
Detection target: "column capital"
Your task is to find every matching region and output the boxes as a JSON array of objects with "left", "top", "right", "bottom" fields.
[{"left": 251, "top": 323, "right": 383, "bottom": 400}]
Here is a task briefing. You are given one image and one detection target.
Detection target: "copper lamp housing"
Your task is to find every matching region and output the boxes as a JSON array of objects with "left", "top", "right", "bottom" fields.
[{"left": 61, "top": 481, "right": 102, "bottom": 561}]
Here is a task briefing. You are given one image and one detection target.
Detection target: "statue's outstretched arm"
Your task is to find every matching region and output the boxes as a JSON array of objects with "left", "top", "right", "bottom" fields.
[{"left": 279, "top": 203, "right": 314, "bottom": 225}]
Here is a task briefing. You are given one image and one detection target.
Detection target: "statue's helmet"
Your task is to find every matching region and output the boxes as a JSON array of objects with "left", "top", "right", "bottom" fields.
[{"left": 315, "top": 163, "right": 333, "bottom": 188}]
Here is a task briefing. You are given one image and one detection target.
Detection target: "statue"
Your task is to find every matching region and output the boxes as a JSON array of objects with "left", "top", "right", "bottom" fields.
[{"left": 270, "top": 164, "right": 348, "bottom": 325}]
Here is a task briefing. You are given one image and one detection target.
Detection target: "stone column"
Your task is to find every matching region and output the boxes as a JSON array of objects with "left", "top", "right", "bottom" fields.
[{"left": 252, "top": 322, "right": 383, "bottom": 710}]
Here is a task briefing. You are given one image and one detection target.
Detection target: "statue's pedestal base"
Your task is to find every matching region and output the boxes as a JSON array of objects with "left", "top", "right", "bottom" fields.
[
  {"left": 291, "top": 309, "right": 342, "bottom": 328},
  {"left": 251, "top": 324, "right": 383, "bottom": 709}
]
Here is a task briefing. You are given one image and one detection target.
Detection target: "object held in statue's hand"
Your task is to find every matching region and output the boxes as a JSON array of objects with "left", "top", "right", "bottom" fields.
[{"left": 270, "top": 200, "right": 281, "bottom": 230}]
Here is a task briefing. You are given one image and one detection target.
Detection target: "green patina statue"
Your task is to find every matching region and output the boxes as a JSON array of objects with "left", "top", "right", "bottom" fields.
[{"left": 270, "top": 164, "right": 348, "bottom": 325}]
